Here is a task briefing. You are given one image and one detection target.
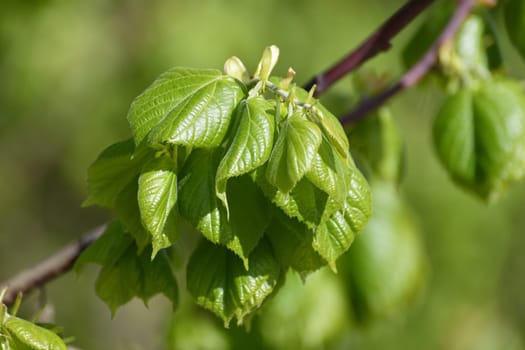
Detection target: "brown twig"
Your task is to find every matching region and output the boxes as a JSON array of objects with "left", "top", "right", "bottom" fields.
[
  {"left": 303, "top": 0, "right": 435, "bottom": 96},
  {"left": 340, "top": 0, "right": 476, "bottom": 124},
  {"left": 0, "top": 225, "right": 106, "bottom": 306}
]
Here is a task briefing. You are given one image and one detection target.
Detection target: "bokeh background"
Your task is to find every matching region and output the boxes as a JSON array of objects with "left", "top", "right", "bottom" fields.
[{"left": 1, "top": 0, "right": 524, "bottom": 349}]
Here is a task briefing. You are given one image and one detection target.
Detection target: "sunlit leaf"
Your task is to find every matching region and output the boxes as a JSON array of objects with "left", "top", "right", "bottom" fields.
[
  {"left": 266, "top": 112, "right": 322, "bottom": 193},
  {"left": 127, "top": 67, "right": 245, "bottom": 147},
  {"left": 138, "top": 155, "right": 178, "bottom": 257},
  {"left": 216, "top": 96, "right": 275, "bottom": 209},
  {"left": 305, "top": 135, "right": 350, "bottom": 204},
  {"left": 4, "top": 316, "right": 67, "bottom": 350},
  {"left": 186, "top": 238, "right": 280, "bottom": 327},
  {"left": 314, "top": 104, "right": 350, "bottom": 159}
]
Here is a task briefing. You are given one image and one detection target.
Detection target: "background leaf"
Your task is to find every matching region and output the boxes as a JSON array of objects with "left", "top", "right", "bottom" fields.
[
  {"left": 433, "top": 80, "right": 525, "bottom": 200},
  {"left": 339, "top": 181, "right": 426, "bottom": 323},
  {"left": 186, "top": 238, "right": 280, "bottom": 327},
  {"left": 347, "top": 108, "right": 404, "bottom": 183}
]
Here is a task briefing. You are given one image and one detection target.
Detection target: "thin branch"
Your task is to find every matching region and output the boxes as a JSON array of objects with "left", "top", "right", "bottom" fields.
[
  {"left": 0, "top": 225, "right": 106, "bottom": 306},
  {"left": 340, "top": 0, "right": 476, "bottom": 124},
  {"left": 304, "top": 0, "right": 435, "bottom": 96}
]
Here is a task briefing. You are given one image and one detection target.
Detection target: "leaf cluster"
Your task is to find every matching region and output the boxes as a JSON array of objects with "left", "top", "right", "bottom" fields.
[
  {"left": 81, "top": 46, "right": 371, "bottom": 325},
  {"left": 404, "top": 2, "right": 525, "bottom": 201}
]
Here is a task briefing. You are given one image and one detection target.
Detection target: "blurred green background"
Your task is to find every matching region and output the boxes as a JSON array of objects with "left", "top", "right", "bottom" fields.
[{"left": 1, "top": 0, "right": 524, "bottom": 349}]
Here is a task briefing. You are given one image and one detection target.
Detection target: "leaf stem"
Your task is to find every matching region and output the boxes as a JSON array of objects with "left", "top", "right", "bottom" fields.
[
  {"left": 303, "top": 0, "right": 435, "bottom": 96},
  {"left": 340, "top": 0, "right": 476, "bottom": 125}
]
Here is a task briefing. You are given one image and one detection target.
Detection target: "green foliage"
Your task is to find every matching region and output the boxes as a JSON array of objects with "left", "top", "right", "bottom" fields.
[
  {"left": 266, "top": 112, "right": 322, "bottom": 193},
  {"left": 433, "top": 79, "right": 525, "bottom": 201},
  {"left": 403, "top": 7, "right": 525, "bottom": 201},
  {"left": 82, "top": 46, "right": 371, "bottom": 323}
]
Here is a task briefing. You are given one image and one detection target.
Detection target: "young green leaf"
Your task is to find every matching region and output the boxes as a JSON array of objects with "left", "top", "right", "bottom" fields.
[
  {"left": 505, "top": 0, "right": 525, "bottom": 62},
  {"left": 179, "top": 150, "right": 269, "bottom": 266},
  {"left": 266, "top": 112, "right": 322, "bottom": 193},
  {"left": 128, "top": 68, "right": 246, "bottom": 146},
  {"left": 186, "top": 238, "right": 280, "bottom": 327},
  {"left": 138, "top": 155, "right": 178, "bottom": 257},
  {"left": 254, "top": 45, "right": 280, "bottom": 84},
  {"left": 3, "top": 316, "right": 67, "bottom": 350},
  {"left": 433, "top": 80, "right": 525, "bottom": 201},
  {"left": 83, "top": 139, "right": 150, "bottom": 208},
  {"left": 312, "top": 168, "right": 372, "bottom": 272},
  {"left": 305, "top": 135, "right": 350, "bottom": 204},
  {"left": 75, "top": 222, "right": 178, "bottom": 315},
  {"left": 216, "top": 96, "right": 275, "bottom": 209}
]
